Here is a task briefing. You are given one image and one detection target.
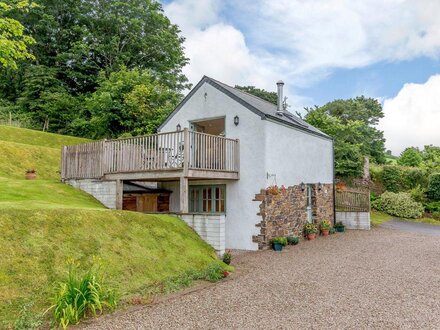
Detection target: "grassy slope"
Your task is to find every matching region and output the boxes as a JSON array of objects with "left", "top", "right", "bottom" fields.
[
  {"left": 0, "top": 211, "right": 218, "bottom": 324},
  {"left": 371, "top": 210, "right": 440, "bottom": 227},
  {"left": 0, "top": 126, "right": 221, "bottom": 325}
]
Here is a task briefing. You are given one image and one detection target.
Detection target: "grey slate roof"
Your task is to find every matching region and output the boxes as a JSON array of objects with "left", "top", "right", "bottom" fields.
[{"left": 159, "top": 76, "right": 331, "bottom": 140}]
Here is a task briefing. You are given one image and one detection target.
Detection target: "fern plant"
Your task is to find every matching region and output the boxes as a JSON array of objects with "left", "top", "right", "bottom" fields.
[{"left": 52, "top": 262, "right": 117, "bottom": 329}]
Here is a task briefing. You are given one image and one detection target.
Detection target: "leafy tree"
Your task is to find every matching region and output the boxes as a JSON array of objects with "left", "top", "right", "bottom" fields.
[
  {"left": 397, "top": 147, "right": 422, "bottom": 167},
  {"left": 235, "top": 85, "right": 277, "bottom": 105},
  {"left": 304, "top": 96, "right": 386, "bottom": 177},
  {"left": 1, "top": 0, "right": 188, "bottom": 132},
  {"left": 81, "top": 68, "right": 180, "bottom": 139},
  {"left": 427, "top": 173, "right": 440, "bottom": 201},
  {"left": 0, "top": 1, "right": 36, "bottom": 69}
]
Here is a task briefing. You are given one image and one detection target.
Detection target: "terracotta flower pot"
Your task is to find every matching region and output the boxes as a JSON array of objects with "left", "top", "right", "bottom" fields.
[
  {"left": 25, "top": 172, "right": 37, "bottom": 180},
  {"left": 321, "top": 229, "right": 329, "bottom": 236},
  {"left": 307, "top": 233, "right": 316, "bottom": 240}
]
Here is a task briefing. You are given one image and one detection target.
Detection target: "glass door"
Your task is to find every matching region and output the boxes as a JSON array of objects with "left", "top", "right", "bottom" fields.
[{"left": 306, "top": 184, "right": 313, "bottom": 223}]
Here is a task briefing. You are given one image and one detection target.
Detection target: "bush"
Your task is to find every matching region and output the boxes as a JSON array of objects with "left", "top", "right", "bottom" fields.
[
  {"left": 410, "top": 185, "right": 426, "bottom": 203},
  {"left": 287, "top": 236, "right": 299, "bottom": 245},
  {"left": 424, "top": 201, "right": 440, "bottom": 213},
  {"left": 374, "top": 192, "right": 424, "bottom": 219},
  {"left": 271, "top": 237, "right": 288, "bottom": 246},
  {"left": 403, "top": 167, "right": 427, "bottom": 190},
  {"left": 382, "top": 165, "right": 402, "bottom": 192},
  {"left": 204, "top": 263, "right": 225, "bottom": 282},
  {"left": 427, "top": 173, "right": 440, "bottom": 201},
  {"left": 52, "top": 262, "right": 117, "bottom": 329}
]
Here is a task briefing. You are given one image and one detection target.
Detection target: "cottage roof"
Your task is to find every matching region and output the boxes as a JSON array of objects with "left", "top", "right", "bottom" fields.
[{"left": 159, "top": 76, "right": 331, "bottom": 140}]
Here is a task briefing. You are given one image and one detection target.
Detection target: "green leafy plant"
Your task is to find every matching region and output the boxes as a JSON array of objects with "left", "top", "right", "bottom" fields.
[
  {"left": 13, "top": 302, "right": 42, "bottom": 330},
  {"left": 373, "top": 192, "right": 424, "bottom": 219},
  {"left": 427, "top": 173, "right": 440, "bottom": 201},
  {"left": 303, "top": 223, "right": 318, "bottom": 235},
  {"left": 222, "top": 250, "right": 232, "bottom": 265},
  {"left": 51, "top": 261, "right": 117, "bottom": 329},
  {"left": 334, "top": 221, "right": 345, "bottom": 229},
  {"left": 319, "top": 220, "right": 331, "bottom": 230},
  {"left": 204, "top": 263, "right": 225, "bottom": 283},
  {"left": 271, "top": 237, "right": 288, "bottom": 246},
  {"left": 382, "top": 165, "right": 402, "bottom": 192},
  {"left": 287, "top": 236, "right": 299, "bottom": 245},
  {"left": 410, "top": 185, "right": 426, "bottom": 203},
  {"left": 329, "top": 227, "right": 336, "bottom": 234}
]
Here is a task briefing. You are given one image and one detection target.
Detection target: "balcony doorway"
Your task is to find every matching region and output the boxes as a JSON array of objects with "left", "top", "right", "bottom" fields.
[{"left": 190, "top": 117, "right": 225, "bottom": 136}]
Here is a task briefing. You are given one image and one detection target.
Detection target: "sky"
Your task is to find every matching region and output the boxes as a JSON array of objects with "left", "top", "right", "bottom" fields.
[{"left": 161, "top": 0, "right": 440, "bottom": 155}]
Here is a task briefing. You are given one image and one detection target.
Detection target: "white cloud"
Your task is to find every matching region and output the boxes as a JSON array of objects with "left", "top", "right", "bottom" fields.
[{"left": 380, "top": 74, "right": 440, "bottom": 155}]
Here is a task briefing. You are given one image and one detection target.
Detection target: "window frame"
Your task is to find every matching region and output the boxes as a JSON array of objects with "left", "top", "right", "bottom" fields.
[{"left": 189, "top": 185, "right": 226, "bottom": 214}]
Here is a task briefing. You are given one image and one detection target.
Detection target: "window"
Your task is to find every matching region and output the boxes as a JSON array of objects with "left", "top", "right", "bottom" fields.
[{"left": 189, "top": 185, "right": 226, "bottom": 213}]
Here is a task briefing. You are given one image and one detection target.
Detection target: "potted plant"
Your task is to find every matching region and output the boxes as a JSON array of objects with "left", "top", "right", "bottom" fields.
[
  {"left": 329, "top": 227, "right": 336, "bottom": 235},
  {"left": 334, "top": 221, "right": 346, "bottom": 232},
  {"left": 222, "top": 250, "right": 232, "bottom": 265},
  {"left": 287, "top": 236, "right": 299, "bottom": 245},
  {"left": 319, "top": 220, "right": 331, "bottom": 236},
  {"left": 25, "top": 169, "right": 37, "bottom": 180},
  {"left": 304, "top": 223, "right": 318, "bottom": 240},
  {"left": 271, "top": 237, "right": 287, "bottom": 251}
]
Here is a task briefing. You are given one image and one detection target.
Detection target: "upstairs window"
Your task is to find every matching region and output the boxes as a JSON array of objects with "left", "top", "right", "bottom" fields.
[{"left": 189, "top": 185, "right": 226, "bottom": 213}]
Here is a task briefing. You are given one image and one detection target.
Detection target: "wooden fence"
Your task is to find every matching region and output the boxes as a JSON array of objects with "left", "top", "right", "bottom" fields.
[
  {"left": 335, "top": 189, "right": 370, "bottom": 212},
  {"left": 61, "top": 129, "right": 240, "bottom": 179}
]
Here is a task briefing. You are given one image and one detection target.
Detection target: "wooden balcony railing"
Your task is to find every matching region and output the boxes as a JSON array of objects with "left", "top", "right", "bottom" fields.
[{"left": 61, "top": 129, "right": 240, "bottom": 180}]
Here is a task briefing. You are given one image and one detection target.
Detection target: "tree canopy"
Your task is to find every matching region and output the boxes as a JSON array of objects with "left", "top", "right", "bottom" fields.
[
  {"left": 397, "top": 147, "right": 423, "bottom": 167},
  {"left": 0, "top": 0, "right": 188, "bottom": 137},
  {"left": 304, "top": 97, "right": 386, "bottom": 177},
  {"left": 235, "top": 85, "right": 277, "bottom": 105},
  {"left": 0, "top": 1, "right": 36, "bottom": 69}
]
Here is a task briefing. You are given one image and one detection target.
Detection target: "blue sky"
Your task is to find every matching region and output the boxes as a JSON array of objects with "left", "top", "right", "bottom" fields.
[{"left": 162, "top": 0, "right": 440, "bottom": 154}]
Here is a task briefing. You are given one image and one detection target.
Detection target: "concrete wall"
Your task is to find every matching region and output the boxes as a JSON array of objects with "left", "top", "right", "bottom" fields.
[
  {"left": 65, "top": 179, "right": 116, "bottom": 209},
  {"left": 180, "top": 214, "right": 226, "bottom": 254},
  {"left": 336, "top": 212, "right": 370, "bottom": 230}
]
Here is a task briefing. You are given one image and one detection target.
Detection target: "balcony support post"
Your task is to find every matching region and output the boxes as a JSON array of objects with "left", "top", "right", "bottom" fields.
[{"left": 179, "top": 175, "right": 189, "bottom": 213}]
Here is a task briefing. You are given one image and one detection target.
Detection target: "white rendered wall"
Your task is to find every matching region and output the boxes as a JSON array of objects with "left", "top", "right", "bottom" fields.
[
  {"left": 160, "top": 82, "right": 265, "bottom": 250},
  {"left": 264, "top": 119, "right": 333, "bottom": 186},
  {"left": 180, "top": 214, "right": 225, "bottom": 254},
  {"left": 65, "top": 179, "right": 116, "bottom": 209}
]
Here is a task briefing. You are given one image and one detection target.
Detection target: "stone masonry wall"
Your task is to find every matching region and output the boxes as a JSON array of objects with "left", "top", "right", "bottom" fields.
[{"left": 253, "top": 184, "right": 334, "bottom": 250}]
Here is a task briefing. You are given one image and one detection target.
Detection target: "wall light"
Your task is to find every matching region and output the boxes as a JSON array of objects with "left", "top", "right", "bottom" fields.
[
  {"left": 176, "top": 124, "right": 181, "bottom": 131},
  {"left": 300, "top": 182, "right": 305, "bottom": 191},
  {"left": 234, "top": 115, "right": 239, "bottom": 126},
  {"left": 318, "top": 182, "right": 322, "bottom": 191}
]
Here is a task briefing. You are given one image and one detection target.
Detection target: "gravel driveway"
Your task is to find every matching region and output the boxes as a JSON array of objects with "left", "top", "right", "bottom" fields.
[{"left": 83, "top": 227, "right": 440, "bottom": 329}]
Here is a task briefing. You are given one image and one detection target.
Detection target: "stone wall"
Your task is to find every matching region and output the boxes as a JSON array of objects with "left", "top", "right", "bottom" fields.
[
  {"left": 65, "top": 179, "right": 116, "bottom": 209},
  {"left": 253, "top": 184, "right": 334, "bottom": 249}
]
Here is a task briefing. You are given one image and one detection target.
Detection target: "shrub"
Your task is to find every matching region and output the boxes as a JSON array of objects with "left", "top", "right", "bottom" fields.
[
  {"left": 403, "top": 167, "right": 427, "bottom": 189},
  {"left": 271, "top": 237, "right": 288, "bottom": 246},
  {"left": 374, "top": 191, "right": 424, "bottom": 219},
  {"left": 204, "top": 263, "right": 225, "bottom": 282},
  {"left": 222, "top": 250, "right": 232, "bottom": 265},
  {"left": 433, "top": 211, "right": 440, "bottom": 220},
  {"left": 427, "top": 173, "right": 440, "bottom": 201},
  {"left": 382, "top": 165, "right": 402, "bottom": 192},
  {"left": 424, "top": 201, "right": 440, "bottom": 213},
  {"left": 410, "top": 185, "right": 426, "bottom": 203},
  {"left": 287, "top": 236, "right": 299, "bottom": 245},
  {"left": 52, "top": 262, "right": 117, "bottom": 329}
]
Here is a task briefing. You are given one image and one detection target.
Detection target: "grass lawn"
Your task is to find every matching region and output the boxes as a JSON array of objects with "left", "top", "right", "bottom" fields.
[
  {"left": 371, "top": 210, "right": 440, "bottom": 227},
  {"left": 0, "top": 210, "right": 221, "bottom": 326}
]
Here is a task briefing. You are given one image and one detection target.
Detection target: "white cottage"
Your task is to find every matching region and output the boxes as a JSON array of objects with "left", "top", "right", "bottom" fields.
[{"left": 62, "top": 76, "right": 335, "bottom": 253}]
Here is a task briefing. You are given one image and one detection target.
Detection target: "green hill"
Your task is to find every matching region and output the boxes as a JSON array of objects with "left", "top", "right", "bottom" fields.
[{"left": 0, "top": 126, "right": 222, "bottom": 326}]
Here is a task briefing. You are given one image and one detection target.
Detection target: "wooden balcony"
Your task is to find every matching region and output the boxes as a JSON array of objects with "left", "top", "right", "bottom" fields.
[{"left": 61, "top": 129, "right": 240, "bottom": 182}]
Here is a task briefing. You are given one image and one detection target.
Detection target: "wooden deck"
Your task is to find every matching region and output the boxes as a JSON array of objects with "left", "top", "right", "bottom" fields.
[{"left": 61, "top": 129, "right": 240, "bottom": 181}]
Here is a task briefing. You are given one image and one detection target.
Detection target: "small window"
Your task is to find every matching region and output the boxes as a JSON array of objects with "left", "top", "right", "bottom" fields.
[{"left": 189, "top": 185, "right": 226, "bottom": 213}]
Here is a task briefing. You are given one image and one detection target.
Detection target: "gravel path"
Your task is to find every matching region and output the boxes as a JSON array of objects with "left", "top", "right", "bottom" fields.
[{"left": 83, "top": 228, "right": 440, "bottom": 329}]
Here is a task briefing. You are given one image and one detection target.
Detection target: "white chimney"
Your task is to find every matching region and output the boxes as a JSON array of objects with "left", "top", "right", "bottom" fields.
[{"left": 276, "top": 80, "right": 284, "bottom": 115}]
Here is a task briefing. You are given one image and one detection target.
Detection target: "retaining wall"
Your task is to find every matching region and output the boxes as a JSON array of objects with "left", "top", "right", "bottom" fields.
[
  {"left": 65, "top": 179, "right": 117, "bottom": 209},
  {"left": 336, "top": 212, "right": 370, "bottom": 230}
]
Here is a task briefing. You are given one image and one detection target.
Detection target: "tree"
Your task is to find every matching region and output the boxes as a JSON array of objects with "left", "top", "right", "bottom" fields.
[
  {"left": 397, "top": 147, "right": 423, "bottom": 167},
  {"left": 81, "top": 68, "right": 180, "bottom": 139},
  {"left": 1, "top": 0, "right": 188, "bottom": 132},
  {"left": 235, "top": 85, "right": 277, "bottom": 105},
  {"left": 304, "top": 97, "right": 386, "bottom": 177},
  {"left": 0, "top": 1, "right": 36, "bottom": 69}
]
